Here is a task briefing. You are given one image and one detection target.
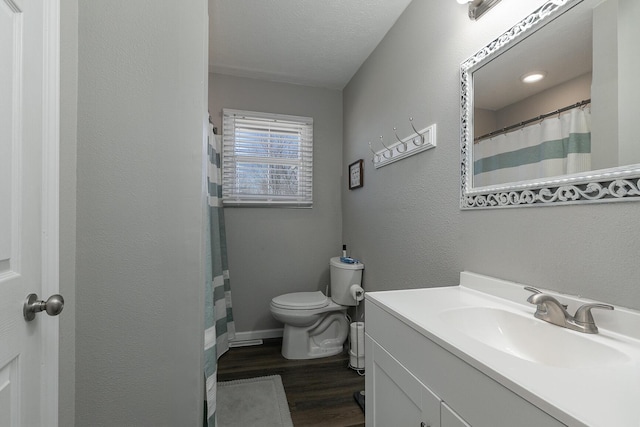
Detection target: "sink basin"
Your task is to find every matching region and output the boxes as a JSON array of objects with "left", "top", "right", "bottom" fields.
[{"left": 440, "top": 306, "right": 630, "bottom": 368}]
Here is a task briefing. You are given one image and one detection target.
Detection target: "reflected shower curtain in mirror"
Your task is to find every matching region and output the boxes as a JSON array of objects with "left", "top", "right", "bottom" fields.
[
  {"left": 204, "top": 120, "right": 235, "bottom": 427},
  {"left": 474, "top": 107, "right": 591, "bottom": 188}
]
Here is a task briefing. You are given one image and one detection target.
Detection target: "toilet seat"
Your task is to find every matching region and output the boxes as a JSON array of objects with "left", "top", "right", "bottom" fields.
[{"left": 271, "top": 291, "right": 329, "bottom": 310}]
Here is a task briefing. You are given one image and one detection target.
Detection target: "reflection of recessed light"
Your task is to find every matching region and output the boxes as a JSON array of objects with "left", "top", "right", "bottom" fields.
[{"left": 521, "top": 72, "right": 546, "bottom": 83}]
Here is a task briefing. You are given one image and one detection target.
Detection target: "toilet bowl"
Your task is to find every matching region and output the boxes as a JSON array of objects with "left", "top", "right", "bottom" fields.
[
  {"left": 270, "top": 291, "right": 349, "bottom": 359},
  {"left": 270, "top": 257, "right": 364, "bottom": 360}
]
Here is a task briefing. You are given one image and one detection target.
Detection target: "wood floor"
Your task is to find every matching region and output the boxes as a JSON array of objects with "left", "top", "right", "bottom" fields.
[{"left": 217, "top": 339, "right": 365, "bottom": 427}]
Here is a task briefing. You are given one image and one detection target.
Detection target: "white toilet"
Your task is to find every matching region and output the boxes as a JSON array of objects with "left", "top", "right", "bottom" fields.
[{"left": 270, "top": 257, "right": 364, "bottom": 360}]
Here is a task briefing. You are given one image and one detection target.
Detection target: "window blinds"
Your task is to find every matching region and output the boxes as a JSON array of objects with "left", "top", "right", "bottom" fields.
[{"left": 222, "top": 109, "right": 313, "bottom": 207}]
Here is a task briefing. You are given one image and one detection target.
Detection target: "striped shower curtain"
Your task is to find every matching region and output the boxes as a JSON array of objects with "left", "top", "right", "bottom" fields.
[
  {"left": 474, "top": 107, "right": 591, "bottom": 187},
  {"left": 204, "top": 121, "right": 235, "bottom": 427}
]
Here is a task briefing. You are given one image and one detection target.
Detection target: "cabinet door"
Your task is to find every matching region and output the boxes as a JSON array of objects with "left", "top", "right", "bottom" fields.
[
  {"left": 441, "top": 402, "right": 471, "bottom": 427},
  {"left": 421, "top": 387, "right": 441, "bottom": 427},
  {"left": 366, "top": 334, "right": 441, "bottom": 427}
]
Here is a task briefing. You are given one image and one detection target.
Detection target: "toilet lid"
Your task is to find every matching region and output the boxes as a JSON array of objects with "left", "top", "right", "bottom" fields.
[{"left": 271, "top": 291, "right": 329, "bottom": 310}]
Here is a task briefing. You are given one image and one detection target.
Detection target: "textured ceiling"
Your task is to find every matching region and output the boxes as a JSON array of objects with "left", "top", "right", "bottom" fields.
[{"left": 209, "top": 0, "right": 413, "bottom": 90}]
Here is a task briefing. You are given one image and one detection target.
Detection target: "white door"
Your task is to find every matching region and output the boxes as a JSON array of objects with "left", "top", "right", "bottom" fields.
[{"left": 0, "top": 0, "right": 60, "bottom": 425}]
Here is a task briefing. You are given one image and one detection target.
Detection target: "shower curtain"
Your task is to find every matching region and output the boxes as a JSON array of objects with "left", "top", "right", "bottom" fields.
[
  {"left": 204, "top": 121, "right": 235, "bottom": 427},
  {"left": 474, "top": 107, "right": 591, "bottom": 187}
]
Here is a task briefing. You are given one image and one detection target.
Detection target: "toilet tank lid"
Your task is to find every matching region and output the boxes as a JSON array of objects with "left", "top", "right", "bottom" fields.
[
  {"left": 272, "top": 291, "right": 329, "bottom": 309},
  {"left": 330, "top": 256, "right": 364, "bottom": 270}
]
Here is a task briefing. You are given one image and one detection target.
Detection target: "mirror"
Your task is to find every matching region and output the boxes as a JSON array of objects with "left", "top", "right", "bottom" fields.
[{"left": 460, "top": 0, "right": 640, "bottom": 208}]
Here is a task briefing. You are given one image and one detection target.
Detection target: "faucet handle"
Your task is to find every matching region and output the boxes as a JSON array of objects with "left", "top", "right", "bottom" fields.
[
  {"left": 525, "top": 287, "right": 568, "bottom": 310},
  {"left": 574, "top": 303, "right": 614, "bottom": 324}
]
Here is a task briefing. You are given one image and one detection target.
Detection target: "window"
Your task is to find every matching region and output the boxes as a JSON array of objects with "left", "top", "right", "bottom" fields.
[{"left": 222, "top": 109, "right": 313, "bottom": 207}]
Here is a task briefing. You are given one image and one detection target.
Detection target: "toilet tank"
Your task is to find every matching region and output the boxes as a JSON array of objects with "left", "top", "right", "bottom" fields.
[{"left": 329, "top": 257, "right": 364, "bottom": 306}]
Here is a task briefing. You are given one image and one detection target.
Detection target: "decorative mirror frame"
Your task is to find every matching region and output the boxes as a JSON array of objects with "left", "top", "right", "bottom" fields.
[{"left": 460, "top": 0, "right": 640, "bottom": 209}]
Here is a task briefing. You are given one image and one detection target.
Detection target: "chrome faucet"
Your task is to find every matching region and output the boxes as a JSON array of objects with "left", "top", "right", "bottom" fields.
[{"left": 525, "top": 286, "right": 613, "bottom": 334}]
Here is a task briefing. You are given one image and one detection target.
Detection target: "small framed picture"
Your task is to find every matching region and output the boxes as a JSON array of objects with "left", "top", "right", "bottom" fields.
[{"left": 349, "top": 159, "right": 364, "bottom": 190}]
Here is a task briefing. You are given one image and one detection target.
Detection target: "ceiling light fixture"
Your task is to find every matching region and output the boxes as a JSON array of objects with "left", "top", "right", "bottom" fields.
[
  {"left": 457, "top": 0, "right": 503, "bottom": 20},
  {"left": 521, "top": 72, "right": 546, "bottom": 84}
]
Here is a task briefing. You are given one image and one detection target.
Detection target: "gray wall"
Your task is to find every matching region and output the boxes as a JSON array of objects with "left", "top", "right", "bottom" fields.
[
  {"left": 75, "top": 1, "right": 207, "bottom": 425},
  {"left": 617, "top": 0, "right": 640, "bottom": 164},
  {"left": 209, "top": 73, "right": 343, "bottom": 333},
  {"left": 343, "top": 0, "right": 640, "bottom": 310},
  {"left": 592, "top": 0, "right": 618, "bottom": 170},
  {"left": 60, "top": 0, "right": 77, "bottom": 425}
]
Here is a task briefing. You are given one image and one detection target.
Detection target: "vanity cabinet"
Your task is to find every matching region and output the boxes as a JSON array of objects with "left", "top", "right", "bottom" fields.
[{"left": 365, "top": 298, "right": 565, "bottom": 427}]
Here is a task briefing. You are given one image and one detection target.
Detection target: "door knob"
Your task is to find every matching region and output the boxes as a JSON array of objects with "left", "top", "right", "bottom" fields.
[{"left": 23, "top": 293, "right": 64, "bottom": 321}]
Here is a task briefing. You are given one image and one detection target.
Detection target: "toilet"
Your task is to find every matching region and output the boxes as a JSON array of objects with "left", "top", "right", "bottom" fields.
[{"left": 270, "top": 257, "right": 364, "bottom": 360}]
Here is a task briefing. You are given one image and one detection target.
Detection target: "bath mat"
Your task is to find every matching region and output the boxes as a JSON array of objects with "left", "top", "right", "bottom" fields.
[{"left": 217, "top": 375, "right": 293, "bottom": 427}]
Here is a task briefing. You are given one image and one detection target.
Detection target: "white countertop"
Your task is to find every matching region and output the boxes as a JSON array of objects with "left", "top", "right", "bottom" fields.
[{"left": 365, "top": 272, "right": 640, "bottom": 427}]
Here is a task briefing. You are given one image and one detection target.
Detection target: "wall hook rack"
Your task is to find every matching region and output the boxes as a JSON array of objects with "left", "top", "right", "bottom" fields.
[{"left": 371, "top": 118, "right": 436, "bottom": 169}]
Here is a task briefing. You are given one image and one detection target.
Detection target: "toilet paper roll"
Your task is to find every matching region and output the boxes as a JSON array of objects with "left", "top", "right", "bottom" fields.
[{"left": 349, "top": 284, "right": 365, "bottom": 302}]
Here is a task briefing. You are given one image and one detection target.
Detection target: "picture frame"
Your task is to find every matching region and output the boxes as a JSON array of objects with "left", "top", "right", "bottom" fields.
[{"left": 349, "top": 159, "right": 364, "bottom": 190}]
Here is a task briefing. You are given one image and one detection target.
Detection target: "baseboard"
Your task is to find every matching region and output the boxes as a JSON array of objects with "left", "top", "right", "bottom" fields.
[{"left": 230, "top": 328, "right": 283, "bottom": 345}]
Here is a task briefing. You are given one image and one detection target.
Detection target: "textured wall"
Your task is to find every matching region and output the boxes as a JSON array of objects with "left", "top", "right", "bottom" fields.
[
  {"left": 209, "top": 73, "right": 343, "bottom": 333},
  {"left": 59, "top": 0, "right": 77, "bottom": 425},
  {"left": 76, "top": 1, "right": 207, "bottom": 425},
  {"left": 343, "top": 0, "right": 640, "bottom": 310}
]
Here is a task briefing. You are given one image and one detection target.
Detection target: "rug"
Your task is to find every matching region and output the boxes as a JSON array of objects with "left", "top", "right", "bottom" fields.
[{"left": 217, "top": 375, "right": 294, "bottom": 427}]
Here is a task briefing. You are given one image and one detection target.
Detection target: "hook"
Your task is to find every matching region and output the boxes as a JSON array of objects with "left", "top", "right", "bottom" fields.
[
  {"left": 409, "top": 117, "right": 420, "bottom": 134},
  {"left": 393, "top": 126, "right": 408, "bottom": 153},
  {"left": 368, "top": 142, "right": 381, "bottom": 163},
  {"left": 379, "top": 135, "right": 393, "bottom": 158},
  {"left": 409, "top": 117, "right": 425, "bottom": 146}
]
